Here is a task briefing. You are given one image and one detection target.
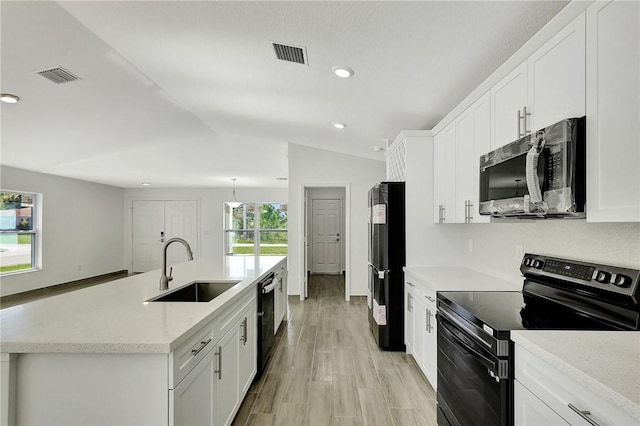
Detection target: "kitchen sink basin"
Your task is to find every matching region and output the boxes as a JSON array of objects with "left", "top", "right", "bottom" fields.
[{"left": 149, "top": 280, "right": 241, "bottom": 302}]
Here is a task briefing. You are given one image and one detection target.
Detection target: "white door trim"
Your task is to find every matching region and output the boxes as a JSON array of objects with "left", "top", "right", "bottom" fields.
[{"left": 299, "top": 183, "right": 351, "bottom": 302}]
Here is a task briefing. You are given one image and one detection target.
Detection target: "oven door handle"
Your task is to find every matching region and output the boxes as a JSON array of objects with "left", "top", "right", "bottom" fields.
[{"left": 439, "top": 314, "right": 499, "bottom": 371}]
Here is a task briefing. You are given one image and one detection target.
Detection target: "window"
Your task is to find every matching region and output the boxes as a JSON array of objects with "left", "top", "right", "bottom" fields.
[
  {"left": 0, "top": 190, "right": 40, "bottom": 274},
  {"left": 225, "top": 203, "right": 287, "bottom": 256}
]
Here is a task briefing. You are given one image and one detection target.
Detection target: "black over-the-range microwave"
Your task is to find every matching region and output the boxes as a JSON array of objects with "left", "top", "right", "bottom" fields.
[{"left": 479, "top": 116, "right": 586, "bottom": 218}]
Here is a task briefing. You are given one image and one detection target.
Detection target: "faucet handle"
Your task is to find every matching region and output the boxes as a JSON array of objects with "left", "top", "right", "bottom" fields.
[{"left": 168, "top": 266, "right": 173, "bottom": 282}]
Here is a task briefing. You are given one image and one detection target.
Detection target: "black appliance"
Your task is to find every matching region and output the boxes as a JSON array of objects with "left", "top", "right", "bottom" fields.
[
  {"left": 368, "top": 182, "right": 406, "bottom": 350},
  {"left": 436, "top": 253, "right": 640, "bottom": 426},
  {"left": 256, "top": 272, "right": 275, "bottom": 378},
  {"left": 479, "top": 117, "right": 585, "bottom": 218}
]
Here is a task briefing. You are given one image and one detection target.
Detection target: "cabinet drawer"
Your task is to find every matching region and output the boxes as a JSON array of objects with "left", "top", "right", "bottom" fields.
[
  {"left": 215, "top": 288, "right": 256, "bottom": 341},
  {"left": 170, "top": 322, "right": 215, "bottom": 389},
  {"left": 515, "top": 345, "right": 637, "bottom": 425}
]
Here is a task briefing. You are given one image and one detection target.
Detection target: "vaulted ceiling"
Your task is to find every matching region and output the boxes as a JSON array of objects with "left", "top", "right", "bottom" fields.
[{"left": 0, "top": 1, "right": 568, "bottom": 188}]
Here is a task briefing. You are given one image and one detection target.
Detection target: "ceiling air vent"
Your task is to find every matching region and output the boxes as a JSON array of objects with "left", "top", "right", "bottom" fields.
[
  {"left": 35, "top": 66, "right": 80, "bottom": 84},
  {"left": 271, "top": 42, "right": 308, "bottom": 65}
]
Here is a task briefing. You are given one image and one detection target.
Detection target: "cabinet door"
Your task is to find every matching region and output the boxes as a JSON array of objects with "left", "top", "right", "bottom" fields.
[
  {"left": 528, "top": 13, "right": 586, "bottom": 131},
  {"left": 433, "top": 131, "right": 447, "bottom": 224},
  {"left": 443, "top": 122, "right": 457, "bottom": 223},
  {"left": 455, "top": 108, "right": 475, "bottom": 223},
  {"left": 404, "top": 285, "right": 414, "bottom": 355},
  {"left": 491, "top": 61, "right": 528, "bottom": 148},
  {"left": 170, "top": 352, "right": 214, "bottom": 426},
  {"left": 238, "top": 304, "right": 257, "bottom": 396},
  {"left": 422, "top": 298, "right": 437, "bottom": 390},
  {"left": 514, "top": 380, "right": 569, "bottom": 426},
  {"left": 412, "top": 294, "right": 428, "bottom": 369},
  {"left": 214, "top": 327, "right": 240, "bottom": 426},
  {"left": 471, "top": 93, "right": 491, "bottom": 223},
  {"left": 586, "top": 0, "right": 640, "bottom": 222}
]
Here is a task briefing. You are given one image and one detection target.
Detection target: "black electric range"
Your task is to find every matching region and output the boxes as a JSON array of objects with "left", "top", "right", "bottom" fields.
[{"left": 436, "top": 253, "right": 640, "bottom": 426}]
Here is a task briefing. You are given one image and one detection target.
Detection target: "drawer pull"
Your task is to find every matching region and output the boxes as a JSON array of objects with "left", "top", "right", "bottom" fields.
[
  {"left": 568, "top": 404, "right": 601, "bottom": 426},
  {"left": 424, "top": 295, "right": 435, "bottom": 303},
  {"left": 215, "top": 346, "right": 222, "bottom": 380},
  {"left": 191, "top": 338, "right": 212, "bottom": 356}
]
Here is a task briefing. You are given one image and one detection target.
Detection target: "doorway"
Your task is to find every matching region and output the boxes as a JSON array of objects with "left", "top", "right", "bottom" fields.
[
  {"left": 301, "top": 185, "right": 350, "bottom": 301},
  {"left": 131, "top": 200, "right": 198, "bottom": 272}
]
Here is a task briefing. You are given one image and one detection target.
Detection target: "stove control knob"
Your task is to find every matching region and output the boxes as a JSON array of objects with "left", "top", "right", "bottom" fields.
[
  {"left": 533, "top": 260, "right": 544, "bottom": 269},
  {"left": 524, "top": 258, "right": 532, "bottom": 267},
  {"left": 595, "top": 270, "right": 612, "bottom": 284},
  {"left": 613, "top": 274, "right": 632, "bottom": 288}
]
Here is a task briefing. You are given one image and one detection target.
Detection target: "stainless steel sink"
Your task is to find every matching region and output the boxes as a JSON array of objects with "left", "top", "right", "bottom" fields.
[{"left": 148, "top": 280, "right": 241, "bottom": 302}]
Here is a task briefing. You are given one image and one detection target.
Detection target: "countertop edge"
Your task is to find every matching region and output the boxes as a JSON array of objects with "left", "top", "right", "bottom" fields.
[{"left": 511, "top": 331, "right": 640, "bottom": 421}]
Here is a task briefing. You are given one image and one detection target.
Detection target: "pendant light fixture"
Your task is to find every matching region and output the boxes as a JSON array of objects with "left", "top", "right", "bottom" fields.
[{"left": 227, "top": 178, "right": 242, "bottom": 208}]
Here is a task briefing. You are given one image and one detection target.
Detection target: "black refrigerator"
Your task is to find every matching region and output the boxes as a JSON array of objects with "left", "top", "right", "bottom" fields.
[{"left": 368, "top": 182, "right": 406, "bottom": 351}]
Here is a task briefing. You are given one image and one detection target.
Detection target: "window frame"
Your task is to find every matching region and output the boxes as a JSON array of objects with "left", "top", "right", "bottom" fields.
[
  {"left": 224, "top": 202, "right": 287, "bottom": 257},
  {"left": 0, "top": 189, "right": 41, "bottom": 276}
]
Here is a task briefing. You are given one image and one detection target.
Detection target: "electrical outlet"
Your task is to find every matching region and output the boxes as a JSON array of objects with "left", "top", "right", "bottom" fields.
[
  {"left": 515, "top": 245, "right": 524, "bottom": 262},
  {"left": 467, "top": 239, "right": 474, "bottom": 253}
]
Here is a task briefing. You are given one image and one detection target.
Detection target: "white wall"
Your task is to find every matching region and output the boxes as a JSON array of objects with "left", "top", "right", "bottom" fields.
[
  {"left": 306, "top": 187, "right": 346, "bottom": 273},
  {"left": 288, "top": 143, "right": 386, "bottom": 296},
  {"left": 0, "top": 166, "right": 125, "bottom": 296},
  {"left": 123, "top": 187, "right": 288, "bottom": 272}
]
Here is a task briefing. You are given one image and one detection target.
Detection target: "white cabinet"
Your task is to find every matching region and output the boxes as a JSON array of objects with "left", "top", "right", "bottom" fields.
[
  {"left": 214, "top": 326, "right": 240, "bottom": 426},
  {"left": 404, "top": 275, "right": 437, "bottom": 390},
  {"left": 528, "top": 13, "right": 586, "bottom": 131},
  {"left": 586, "top": 0, "right": 640, "bottom": 222},
  {"left": 169, "top": 289, "right": 258, "bottom": 426},
  {"left": 170, "top": 349, "right": 215, "bottom": 426},
  {"left": 433, "top": 122, "right": 457, "bottom": 223},
  {"left": 491, "top": 61, "right": 528, "bottom": 149},
  {"left": 514, "top": 344, "right": 637, "bottom": 426},
  {"left": 274, "top": 264, "right": 288, "bottom": 334},
  {"left": 491, "top": 13, "right": 586, "bottom": 149},
  {"left": 455, "top": 92, "right": 491, "bottom": 223}
]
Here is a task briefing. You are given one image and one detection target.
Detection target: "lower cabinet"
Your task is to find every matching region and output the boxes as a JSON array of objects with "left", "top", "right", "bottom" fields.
[
  {"left": 170, "top": 292, "right": 257, "bottom": 426},
  {"left": 514, "top": 344, "right": 637, "bottom": 426},
  {"left": 274, "top": 263, "right": 288, "bottom": 334},
  {"left": 404, "top": 276, "right": 437, "bottom": 390}
]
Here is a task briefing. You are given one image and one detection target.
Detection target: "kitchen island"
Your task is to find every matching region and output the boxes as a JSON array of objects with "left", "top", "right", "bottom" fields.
[{"left": 0, "top": 255, "right": 286, "bottom": 426}]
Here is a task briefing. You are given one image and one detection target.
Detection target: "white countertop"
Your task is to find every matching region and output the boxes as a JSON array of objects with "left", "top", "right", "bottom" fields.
[
  {"left": 512, "top": 330, "right": 640, "bottom": 421},
  {"left": 404, "top": 265, "right": 521, "bottom": 292},
  {"left": 0, "top": 256, "right": 286, "bottom": 354}
]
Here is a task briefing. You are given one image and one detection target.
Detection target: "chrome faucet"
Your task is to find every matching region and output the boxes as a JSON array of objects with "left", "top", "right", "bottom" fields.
[{"left": 159, "top": 237, "right": 194, "bottom": 290}]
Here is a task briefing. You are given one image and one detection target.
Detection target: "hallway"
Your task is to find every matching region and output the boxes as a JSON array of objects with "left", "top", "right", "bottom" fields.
[{"left": 232, "top": 274, "right": 437, "bottom": 426}]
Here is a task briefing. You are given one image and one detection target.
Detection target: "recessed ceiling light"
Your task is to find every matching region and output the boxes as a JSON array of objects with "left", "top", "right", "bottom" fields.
[
  {"left": 0, "top": 94, "right": 20, "bottom": 104},
  {"left": 373, "top": 146, "right": 385, "bottom": 152},
  {"left": 141, "top": 182, "right": 151, "bottom": 186},
  {"left": 332, "top": 66, "right": 354, "bottom": 78},
  {"left": 333, "top": 123, "right": 347, "bottom": 129}
]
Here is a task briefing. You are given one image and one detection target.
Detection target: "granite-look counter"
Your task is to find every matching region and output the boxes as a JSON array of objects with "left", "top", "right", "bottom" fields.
[
  {"left": 512, "top": 330, "right": 640, "bottom": 421},
  {"left": 0, "top": 256, "right": 285, "bottom": 354},
  {"left": 404, "top": 266, "right": 522, "bottom": 292}
]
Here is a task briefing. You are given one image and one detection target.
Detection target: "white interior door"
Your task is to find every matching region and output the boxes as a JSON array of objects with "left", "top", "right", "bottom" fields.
[
  {"left": 311, "top": 199, "right": 341, "bottom": 274},
  {"left": 132, "top": 200, "right": 198, "bottom": 273},
  {"left": 164, "top": 201, "right": 198, "bottom": 266},
  {"left": 132, "top": 201, "right": 164, "bottom": 273}
]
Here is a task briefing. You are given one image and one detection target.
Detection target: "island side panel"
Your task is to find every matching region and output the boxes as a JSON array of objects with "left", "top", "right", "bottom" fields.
[{"left": 16, "top": 353, "right": 169, "bottom": 425}]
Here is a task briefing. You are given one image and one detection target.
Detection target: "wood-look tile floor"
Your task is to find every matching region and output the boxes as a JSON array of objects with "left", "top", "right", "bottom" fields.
[{"left": 233, "top": 274, "right": 437, "bottom": 426}]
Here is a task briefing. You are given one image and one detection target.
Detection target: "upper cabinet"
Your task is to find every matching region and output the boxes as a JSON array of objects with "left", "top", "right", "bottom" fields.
[
  {"left": 585, "top": 0, "right": 640, "bottom": 222},
  {"left": 491, "top": 14, "right": 586, "bottom": 150},
  {"left": 491, "top": 61, "right": 528, "bottom": 149},
  {"left": 433, "top": 122, "right": 456, "bottom": 223}
]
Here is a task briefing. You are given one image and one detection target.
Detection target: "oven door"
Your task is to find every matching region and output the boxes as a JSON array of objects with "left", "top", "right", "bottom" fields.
[{"left": 436, "top": 312, "right": 511, "bottom": 426}]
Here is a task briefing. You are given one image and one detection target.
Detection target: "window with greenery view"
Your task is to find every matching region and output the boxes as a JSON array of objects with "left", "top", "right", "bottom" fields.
[
  {"left": 0, "top": 191, "right": 39, "bottom": 274},
  {"left": 225, "top": 203, "right": 287, "bottom": 256}
]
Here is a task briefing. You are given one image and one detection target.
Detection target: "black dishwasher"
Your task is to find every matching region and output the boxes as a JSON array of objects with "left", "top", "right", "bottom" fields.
[{"left": 256, "top": 272, "right": 275, "bottom": 378}]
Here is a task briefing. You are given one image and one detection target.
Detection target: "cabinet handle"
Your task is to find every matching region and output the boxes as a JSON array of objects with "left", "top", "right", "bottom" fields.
[
  {"left": 406, "top": 281, "right": 415, "bottom": 287},
  {"left": 568, "top": 404, "right": 601, "bottom": 426},
  {"left": 424, "top": 294, "right": 435, "bottom": 303},
  {"left": 523, "top": 106, "right": 531, "bottom": 135},
  {"left": 442, "top": 205, "right": 446, "bottom": 223},
  {"left": 467, "top": 200, "right": 474, "bottom": 223},
  {"left": 464, "top": 200, "right": 469, "bottom": 223},
  {"left": 191, "top": 338, "right": 212, "bottom": 356},
  {"left": 242, "top": 317, "right": 248, "bottom": 345},
  {"left": 518, "top": 109, "right": 524, "bottom": 137},
  {"left": 426, "top": 308, "right": 430, "bottom": 332},
  {"left": 214, "top": 346, "right": 222, "bottom": 380}
]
